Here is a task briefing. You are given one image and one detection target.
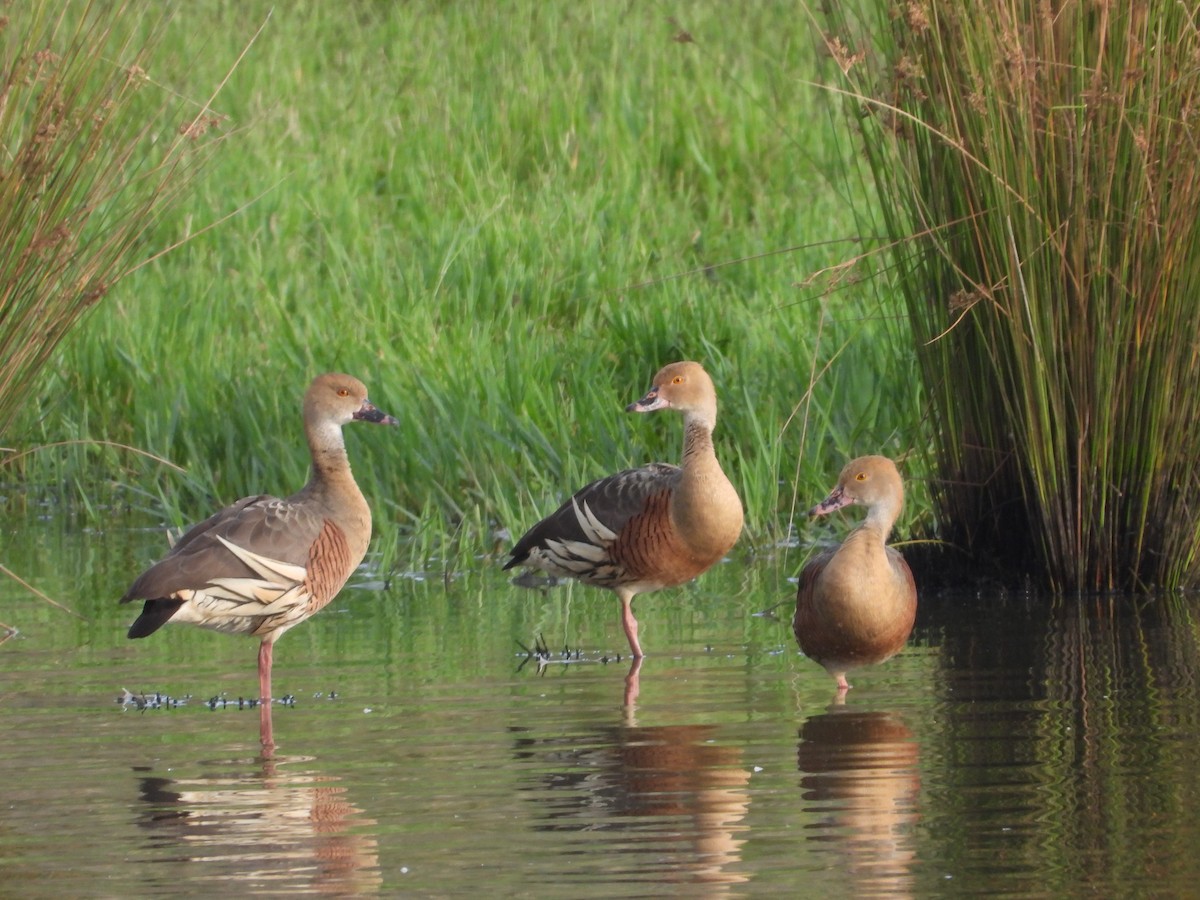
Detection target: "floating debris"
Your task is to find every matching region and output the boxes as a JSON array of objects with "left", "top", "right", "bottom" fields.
[
  {"left": 116, "top": 688, "right": 192, "bottom": 711},
  {"left": 116, "top": 688, "right": 301, "bottom": 712},
  {"left": 516, "top": 634, "right": 622, "bottom": 673},
  {"left": 205, "top": 693, "right": 296, "bottom": 710},
  {"left": 510, "top": 571, "right": 559, "bottom": 590}
]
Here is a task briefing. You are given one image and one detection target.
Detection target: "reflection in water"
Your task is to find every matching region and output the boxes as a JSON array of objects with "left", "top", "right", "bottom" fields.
[
  {"left": 927, "top": 593, "right": 1200, "bottom": 894},
  {"left": 1038, "top": 597, "right": 1200, "bottom": 890},
  {"left": 131, "top": 756, "right": 380, "bottom": 895},
  {"left": 18, "top": 502, "right": 1200, "bottom": 896},
  {"left": 797, "top": 706, "right": 920, "bottom": 898},
  {"left": 514, "top": 661, "right": 750, "bottom": 891}
]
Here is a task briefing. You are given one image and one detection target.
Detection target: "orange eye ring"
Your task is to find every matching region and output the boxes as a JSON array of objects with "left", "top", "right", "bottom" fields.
[
  {"left": 855, "top": 472, "right": 867, "bottom": 481},
  {"left": 337, "top": 388, "right": 350, "bottom": 397},
  {"left": 672, "top": 375, "right": 684, "bottom": 384}
]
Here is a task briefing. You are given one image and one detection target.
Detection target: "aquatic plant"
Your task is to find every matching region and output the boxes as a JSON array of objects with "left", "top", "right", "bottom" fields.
[
  {"left": 821, "top": 0, "right": 1200, "bottom": 590},
  {"left": 0, "top": 2, "right": 232, "bottom": 444}
]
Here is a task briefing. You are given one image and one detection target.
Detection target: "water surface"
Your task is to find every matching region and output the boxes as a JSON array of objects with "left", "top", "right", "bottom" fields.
[{"left": 4, "top": 509, "right": 1200, "bottom": 896}]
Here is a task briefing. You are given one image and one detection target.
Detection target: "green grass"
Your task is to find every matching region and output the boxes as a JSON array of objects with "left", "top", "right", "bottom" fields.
[{"left": 5, "top": 0, "right": 926, "bottom": 572}]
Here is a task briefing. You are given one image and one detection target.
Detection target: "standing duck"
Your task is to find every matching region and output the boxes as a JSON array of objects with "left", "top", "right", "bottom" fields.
[
  {"left": 505, "top": 361, "right": 743, "bottom": 658},
  {"left": 122, "top": 373, "right": 397, "bottom": 750},
  {"left": 794, "top": 455, "right": 917, "bottom": 691}
]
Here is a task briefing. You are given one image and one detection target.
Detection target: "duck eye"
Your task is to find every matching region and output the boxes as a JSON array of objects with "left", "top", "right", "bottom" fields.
[
  {"left": 337, "top": 388, "right": 350, "bottom": 397},
  {"left": 672, "top": 375, "right": 684, "bottom": 385},
  {"left": 855, "top": 472, "right": 867, "bottom": 482}
]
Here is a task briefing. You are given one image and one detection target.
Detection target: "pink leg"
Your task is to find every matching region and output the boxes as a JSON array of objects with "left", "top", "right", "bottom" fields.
[
  {"left": 258, "top": 640, "right": 275, "bottom": 753},
  {"left": 623, "top": 656, "right": 643, "bottom": 709},
  {"left": 619, "top": 593, "right": 643, "bottom": 658},
  {"left": 835, "top": 673, "right": 851, "bottom": 692}
]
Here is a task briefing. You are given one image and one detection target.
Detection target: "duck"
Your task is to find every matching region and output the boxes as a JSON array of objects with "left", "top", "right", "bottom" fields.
[
  {"left": 504, "top": 360, "right": 743, "bottom": 658},
  {"left": 793, "top": 455, "right": 917, "bottom": 692},
  {"left": 121, "top": 373, "right": 397, "bottom": 750}
]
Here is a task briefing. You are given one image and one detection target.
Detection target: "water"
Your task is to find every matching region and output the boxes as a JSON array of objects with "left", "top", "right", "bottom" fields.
[{"left": 4, "top": 507, "right": 1200, "bottom": 896}]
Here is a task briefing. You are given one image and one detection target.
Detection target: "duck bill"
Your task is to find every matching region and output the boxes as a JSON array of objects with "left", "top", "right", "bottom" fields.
[
  {"left": 626, "top": 387, "right": 669, "bottom": 413},
  {"left": 354, "top": 401, "right": 400, "bottom": 425},
  {"left": 808, "top": 485, "right": 851, "bottom": 518}
]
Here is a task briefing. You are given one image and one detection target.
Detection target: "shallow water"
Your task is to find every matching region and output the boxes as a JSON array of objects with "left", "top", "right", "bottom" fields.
[{"left": 4, "top": 508, "right": 1200, "bottom": 897}]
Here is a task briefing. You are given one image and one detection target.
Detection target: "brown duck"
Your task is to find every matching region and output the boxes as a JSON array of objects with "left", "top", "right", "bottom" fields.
[
  {"left": 794, "top": 455, "right": 917, "bottom": 691},
  {"left": 122, "top": 373, "right": 397, "bottom": 749},
  {"left": 505, "top": 361, "right": 743, "bottom": 658}
]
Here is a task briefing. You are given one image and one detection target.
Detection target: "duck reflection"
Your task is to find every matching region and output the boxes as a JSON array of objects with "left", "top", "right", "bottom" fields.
[
  {"left": 132, "top": 756, "right": 380, "bottom": 894},
  {"left": 514, "top": 659, "right": 750, "bottom": 890},
  {"left": 797, "top": 706, "right": 920, "bottom": 898}
]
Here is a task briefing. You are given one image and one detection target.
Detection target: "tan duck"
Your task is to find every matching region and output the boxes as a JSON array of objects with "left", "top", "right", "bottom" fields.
[
  {"left": 122, "top": 373, "right": 397, "bottom": 749},
  {"left": 794, "top": 455, "right": 917, "bottom": 691},
  {"left": 505, "top": 361, "right": 743, "bottom": 658}
]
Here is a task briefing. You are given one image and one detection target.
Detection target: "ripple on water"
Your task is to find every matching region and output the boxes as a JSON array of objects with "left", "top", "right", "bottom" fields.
[{"left": 7, "top": 523, "right": 1200, "bottom": 896}]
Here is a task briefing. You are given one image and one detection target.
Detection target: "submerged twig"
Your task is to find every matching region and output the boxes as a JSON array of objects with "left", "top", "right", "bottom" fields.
[{"left": 0, "top": 563, "right": 83, "bottom": 619}]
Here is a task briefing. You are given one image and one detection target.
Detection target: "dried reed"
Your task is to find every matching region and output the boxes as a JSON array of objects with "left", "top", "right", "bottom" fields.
[
  {"left": 823, "top": 1, "right": 1200, "bottom": 590},
  {"left": 0, "top": 2, "right": 229, "bottom": 442}
]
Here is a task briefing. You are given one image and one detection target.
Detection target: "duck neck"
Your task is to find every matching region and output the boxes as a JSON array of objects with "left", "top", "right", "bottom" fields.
[
  {"left": 302, "top": 420, "right": 361, "bottom": 502},
  {"left": 669, "top": 407, "right": 742, "bottom": 555},
  {"left": 674, "top": 410, "right": 725, "bottom": 506},
  {"left": 681, "top": 414, "right": 717, "bottom": 469},
  {"left": 679, "top": 400, "right": 719, "bottom": 464},
  {"left": 859, "top": 497, "right": 901, "bottom": 545}
]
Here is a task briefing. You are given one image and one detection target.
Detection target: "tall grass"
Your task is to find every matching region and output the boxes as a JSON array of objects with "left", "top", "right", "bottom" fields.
[
  {"left": 821, "top": 1, "right": 1200, "bottom": 591},
  {"left": 0, "top": 1, "right": 230, "bottom": 442},
  {"left": 7, "top": 1, "right": 926, "bottom": 573}
]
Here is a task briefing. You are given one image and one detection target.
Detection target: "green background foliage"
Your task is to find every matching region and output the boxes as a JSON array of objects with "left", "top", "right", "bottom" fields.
[{"left": 6, "top": 1, "right": 925, "bottom": 570}]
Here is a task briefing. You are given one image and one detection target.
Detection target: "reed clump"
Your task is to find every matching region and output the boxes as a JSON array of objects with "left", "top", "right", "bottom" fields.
[
  {"left": 823, "top": 1, "right": 1200, "bottom": 590},
  {"left": 0, "top": 2, "right": 226, "bottom": 443}
]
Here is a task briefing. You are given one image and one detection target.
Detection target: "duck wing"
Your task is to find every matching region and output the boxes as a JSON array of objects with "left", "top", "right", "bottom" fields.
[
  {"left": 121, "top": 494, "right": 327, "bottom": 603},
  {"left": 505, "top": 463, "right": 681, "bottom": 568}
]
